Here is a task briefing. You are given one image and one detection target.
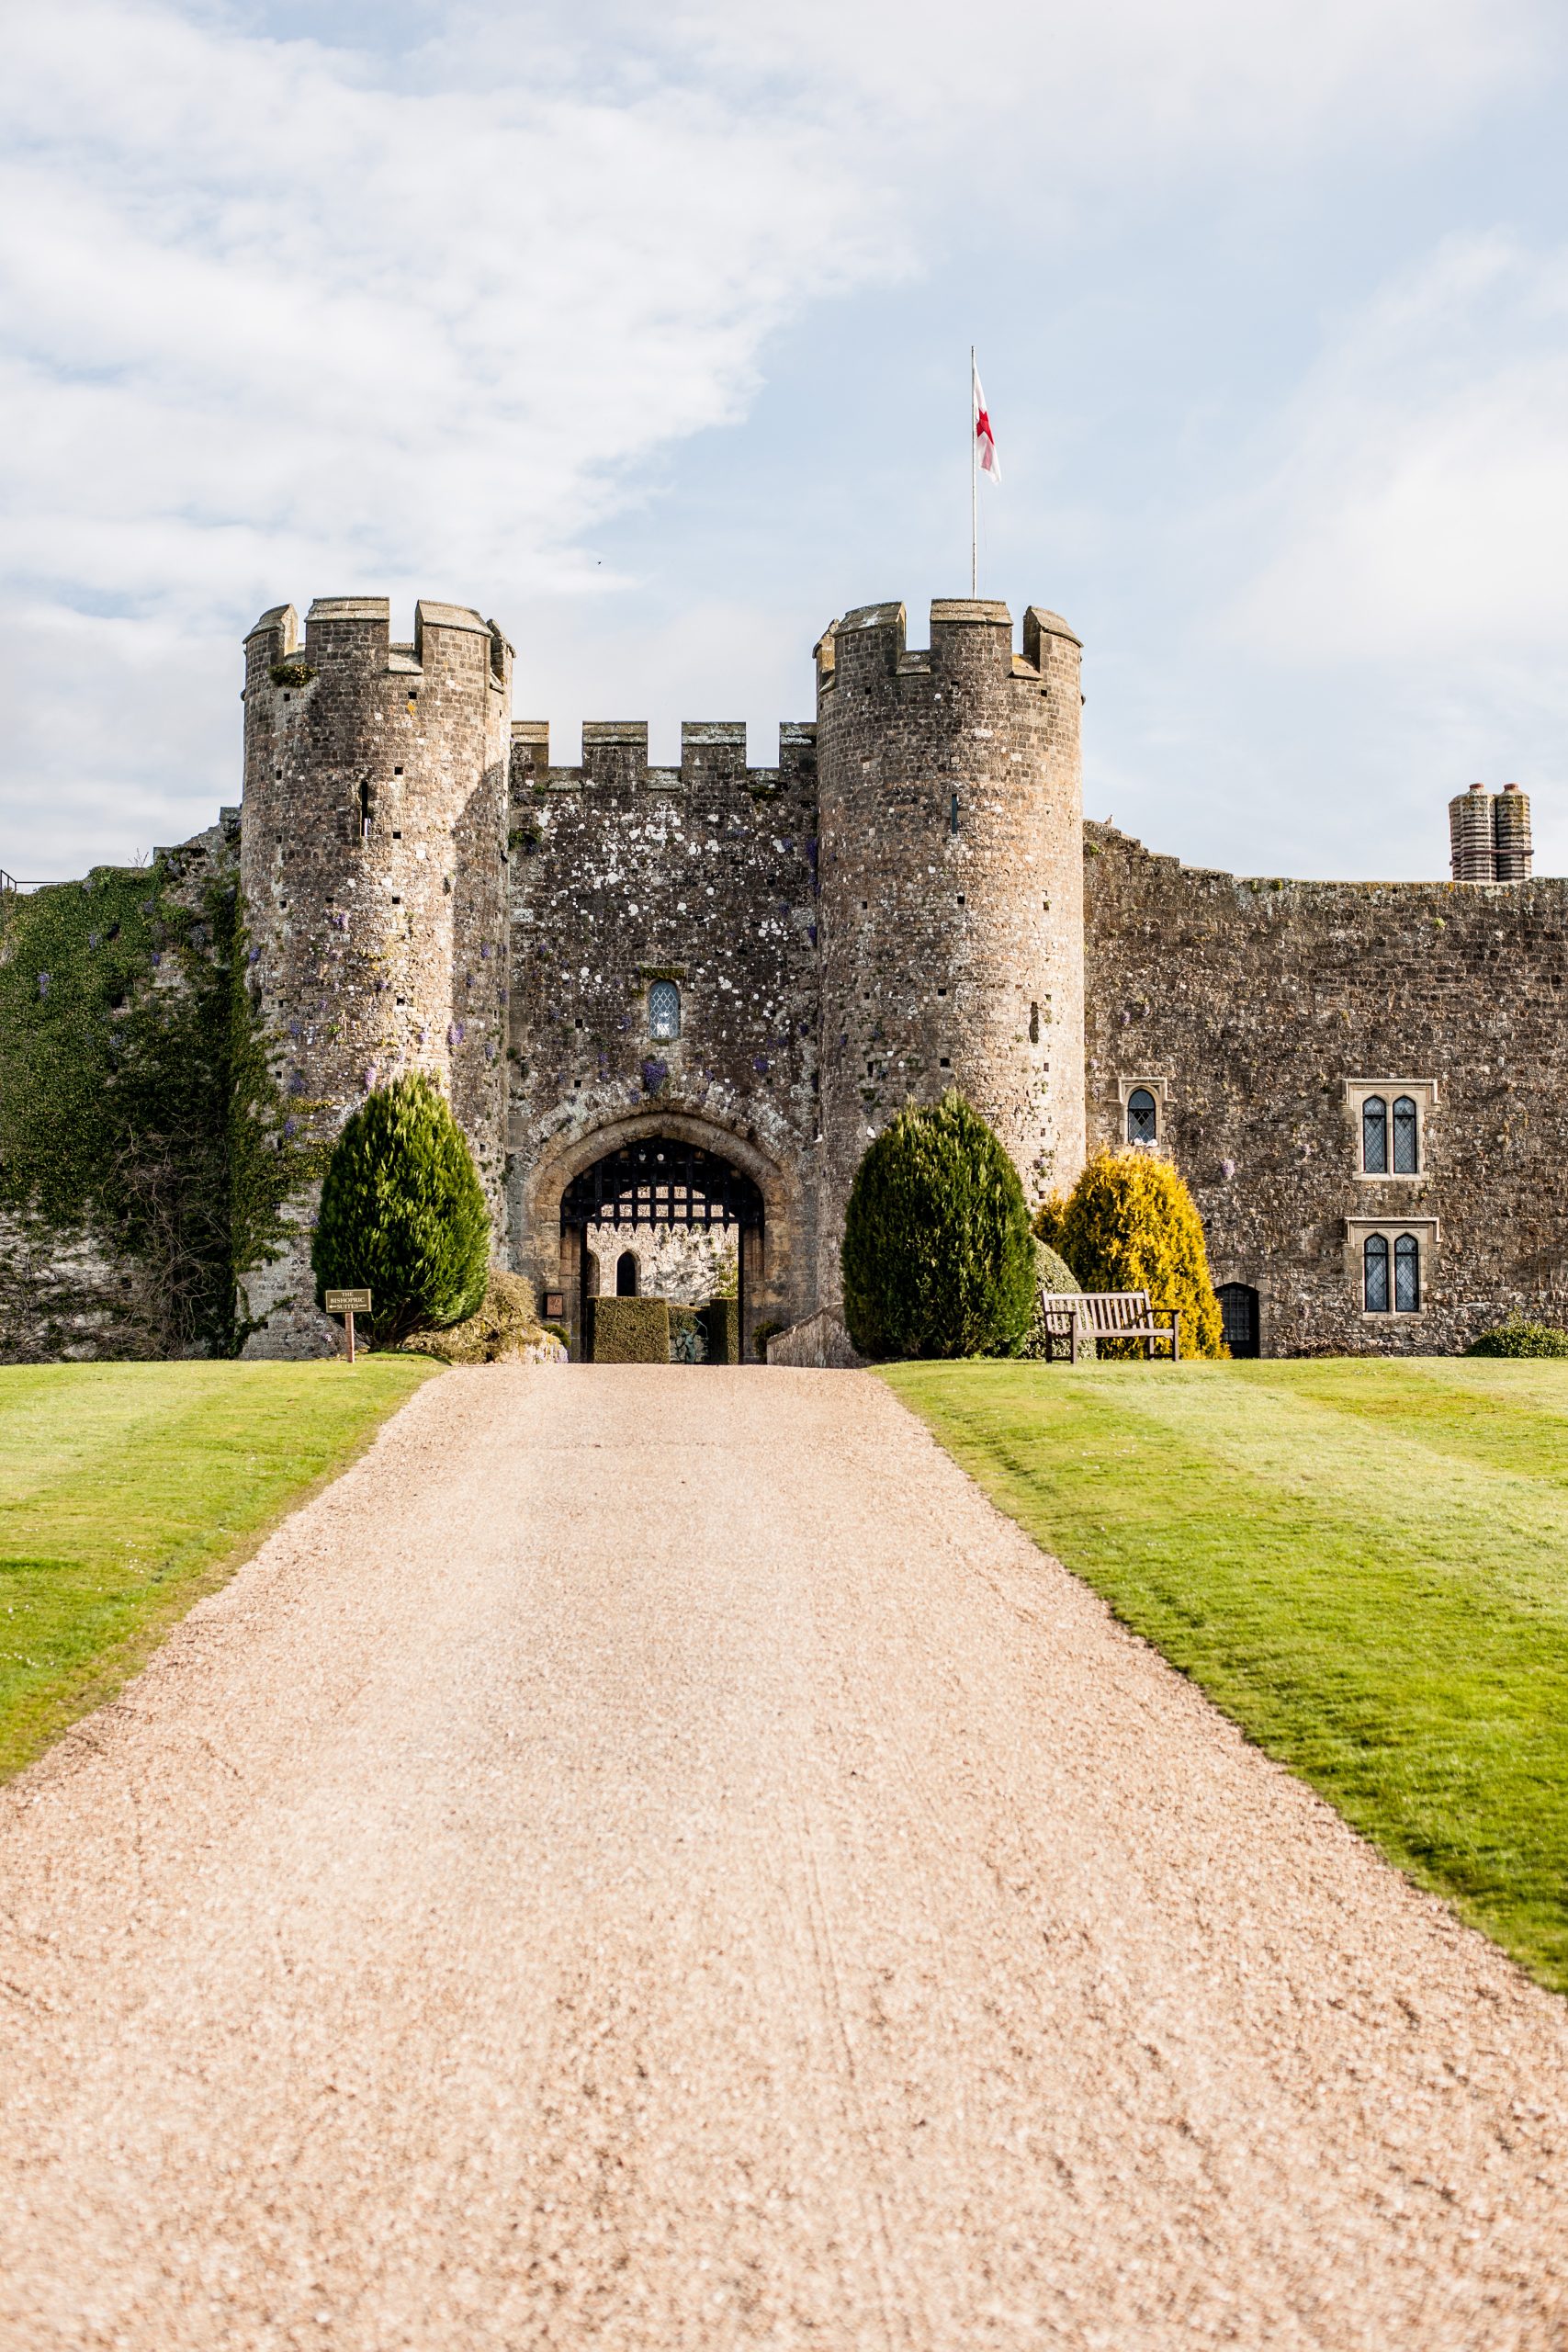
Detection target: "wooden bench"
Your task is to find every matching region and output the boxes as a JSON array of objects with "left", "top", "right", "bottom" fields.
[{"left": 1037, "top": 1290, "right": 1181, "bottom": 1364}]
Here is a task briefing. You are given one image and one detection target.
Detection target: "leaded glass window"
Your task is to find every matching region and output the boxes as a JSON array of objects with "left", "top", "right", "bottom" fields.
[
  {"left": 1362, "top": 1095, "right": 1388, "bottom": 1173},
  {"left": 1393, "top": 1095, "right": 1418, "bottom": 1175},
  {"left": 1364, "top": 1232, "right": 1390, "bottom": 1312},
  {"left": 649, "top": 979, "right": 681, "bottom": 1041},
  {"left": 1394, "top": 1232, "right": 1420, "bottom": 1312},
  {"left": 1127, "top": 1087, "right": 1157, "bottom": 1146}
]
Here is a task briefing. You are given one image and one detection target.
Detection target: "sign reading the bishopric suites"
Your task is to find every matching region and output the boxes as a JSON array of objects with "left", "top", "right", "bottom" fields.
[{"left": 324, "top": 1288, "right": 372, "bottom": 1314}]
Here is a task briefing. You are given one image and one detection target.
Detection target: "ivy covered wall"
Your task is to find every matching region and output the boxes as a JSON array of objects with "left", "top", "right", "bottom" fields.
[{"left": 0, "top": 819, "right": 312, "bottom": 1362}]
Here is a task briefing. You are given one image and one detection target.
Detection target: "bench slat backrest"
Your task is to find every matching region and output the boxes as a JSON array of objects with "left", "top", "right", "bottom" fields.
[{"left": 1077, "top": 1290, "right": 1152, "bottom": 1334}]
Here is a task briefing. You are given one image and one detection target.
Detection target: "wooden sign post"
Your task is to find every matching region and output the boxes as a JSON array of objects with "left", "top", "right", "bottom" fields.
[{"left": 324, "top": 1288, "right": 372, "bottom": 1364}]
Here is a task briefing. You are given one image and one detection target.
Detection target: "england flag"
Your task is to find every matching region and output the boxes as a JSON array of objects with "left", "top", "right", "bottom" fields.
[{"left": 973, "top": 359, "right": 1000, "bottom": 482}]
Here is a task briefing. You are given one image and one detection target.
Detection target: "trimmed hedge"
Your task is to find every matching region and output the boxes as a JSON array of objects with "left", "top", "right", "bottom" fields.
[
  {"left": 701, "top": 1296, "right": 739, "bottom": 1365},
  {"left": 841, "top": 1091, "right": 1036, "bottom": 1361},
  {"left": 311, "top": 1074, "right": 490, "bottom": 1345},
  {"left": 1468, "top": 1319, "right": 1568, "bottom": 1358},
  {"left": 589, "top": 1296, "right": 671, "bottom": 1363},
  {"left": 1036, "top": 1148, "right": 1225, "bottom": 1360}
]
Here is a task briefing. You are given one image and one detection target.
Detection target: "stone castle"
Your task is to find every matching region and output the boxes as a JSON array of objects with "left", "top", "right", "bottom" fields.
[{"left": 6, "top": 589, "right": 1562, "bottom": 1361}]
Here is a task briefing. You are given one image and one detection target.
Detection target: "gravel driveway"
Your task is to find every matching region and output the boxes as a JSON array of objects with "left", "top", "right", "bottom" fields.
[{"left": 1, "top": 1364, "right": 1564, "bottom": 2349}]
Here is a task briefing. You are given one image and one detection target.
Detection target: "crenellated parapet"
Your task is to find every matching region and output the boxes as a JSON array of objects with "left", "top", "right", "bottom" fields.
[{"left": 508, "top": 718, "right": 817, "bottom": 802}]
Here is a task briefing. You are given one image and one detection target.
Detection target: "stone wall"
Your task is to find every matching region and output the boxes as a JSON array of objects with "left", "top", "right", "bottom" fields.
[
  {"left": 1084, "top": 822, "right": 1568, "bottom": 1353},
  {"left": 505, "top": 718, "right": 821, "bottom": 1350},
  {"left": 814, "top": 598, "right": 1084, "bottom": 1306},
  {"left": 583, "top": 1221, "right": 738, "bottom": 1306}
]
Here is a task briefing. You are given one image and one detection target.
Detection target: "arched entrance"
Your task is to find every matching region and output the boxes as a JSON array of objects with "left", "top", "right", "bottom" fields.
[
  {"left": 1216, "top": 1283, "right": 1260, "bottom": 1359},
  {"left": 559, "top": 1136, "right": 764, "bottom": 1358}
]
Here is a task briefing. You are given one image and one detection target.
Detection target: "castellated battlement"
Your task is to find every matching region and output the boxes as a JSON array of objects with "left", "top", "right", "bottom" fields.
[
  {"left": 509, "top": 718, "right": 818, "bottom": 799},
  {"left": 814, "top": 598, "right": 1083, "bottom": 694},
  {"left": 245, "top": 597, "right": 512, "bottom": 696}
]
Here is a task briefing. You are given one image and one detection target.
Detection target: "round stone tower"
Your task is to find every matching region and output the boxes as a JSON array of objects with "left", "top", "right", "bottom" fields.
[
  {"left": 240, "top": 595, "right": 513, "bottom": 1356},
  {"left": 814, "top": 596, "right": 1085, "bottom": 1300}
]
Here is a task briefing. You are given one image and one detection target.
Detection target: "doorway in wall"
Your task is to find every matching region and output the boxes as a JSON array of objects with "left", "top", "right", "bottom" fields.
[
  {"left": 560, "top": 1136, "right": 762, "bottom": 1358},
  {"left": 1216, "top": 1283, "right": 1260, "bottom": 1359}
]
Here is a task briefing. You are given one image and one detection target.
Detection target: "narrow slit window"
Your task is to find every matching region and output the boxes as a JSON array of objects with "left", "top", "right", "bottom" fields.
[
  {"left": 1364, "top": 1232, "right": 1390, "bottom": 1313},
  {"left": 1029, "top": 1001, "right": 1040, "bottom": 1044},
  {"left": 649, "top": 979, "right": 681, "bottom": 1040},
  {"left": 1362, "top": 1095, "right": 1388, "bottom": 1173},
  {"left": 1127, "top": 1088, "right": 1157, "bottom": 1146},
  {"left": 1394, "top": 1232, "right": 1420, "bottom": 1312},
  {"left": 1393, "top": 1095, "right": 1418, "bottom": 1175}
]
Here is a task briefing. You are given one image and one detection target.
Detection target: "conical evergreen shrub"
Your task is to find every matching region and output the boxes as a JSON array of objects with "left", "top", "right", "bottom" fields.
[
  {"left": 841, "top": 1091, "right": 1036, "bottom": 1360},
  {"left": 311, "top": 1073, "right": 490, "bottom": 1344},
  {"left": 1036, "top": 1148, "right": 1225, "bottom": 1359}
]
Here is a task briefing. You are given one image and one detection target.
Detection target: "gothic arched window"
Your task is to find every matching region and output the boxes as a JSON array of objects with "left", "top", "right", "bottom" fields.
[
  {"left": 1364, "top": 1232, "right": 1390, "bottom": 1313},
  {"left": 1394, "top": 1232, "right": 1420, "bottom": 1313},
  {"left": 1127, "top": 1088, "right": 1157, "bottom": 1146},
  {"left": 1362, "top": 1095, "right": 1388, "bottom": 1174},
  {"left": 615, "top": 1250, "right": 639, "bottom": 1297},
  {"left": 1393, "top": 1095, "right": 1419, "bottom": 1175},
  {"left": 649, "top": 979, "right": 681, "bottom": 1041}
]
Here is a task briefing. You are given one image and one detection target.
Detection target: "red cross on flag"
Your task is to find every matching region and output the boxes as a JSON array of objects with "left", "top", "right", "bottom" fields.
[{"left": 973, "top": 357, "right": 1000, "bottom": 482}]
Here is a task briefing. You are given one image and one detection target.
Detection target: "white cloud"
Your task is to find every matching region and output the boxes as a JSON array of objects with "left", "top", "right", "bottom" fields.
[
  {"left": 1227, "top": 236, "right": 1568, "bottom": 662},
  {"left": 604, "top": 0, "right": 1544, "bottom": 183},
  {"left": 0, "top": 0, "right": 1559, "bottom": 870}
]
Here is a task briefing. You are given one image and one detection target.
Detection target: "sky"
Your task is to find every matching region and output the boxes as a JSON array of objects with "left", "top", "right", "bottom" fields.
[{"left": 4, "top": 0, "right": 1568, "bottom": 883}]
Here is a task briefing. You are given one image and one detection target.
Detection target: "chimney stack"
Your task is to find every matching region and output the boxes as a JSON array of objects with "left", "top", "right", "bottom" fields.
[
  {"left": 1450, "top": 781, "right": 1495, "bottom": 881},
  {"left": 1493, "top": 782, "right": 1533, "bottom": 881}
]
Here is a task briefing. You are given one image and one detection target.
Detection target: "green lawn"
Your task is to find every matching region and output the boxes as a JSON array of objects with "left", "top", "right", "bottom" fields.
[
  {"left": 0, "top": 1359, "right": 436, "bottom": 1781},
  {"left": 884, "top": 1358, "right": 1568, "bottom": 1995}
]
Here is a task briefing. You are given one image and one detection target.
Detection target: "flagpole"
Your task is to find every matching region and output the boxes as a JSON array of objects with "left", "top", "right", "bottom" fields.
[{"left": 969, "top": 345, "right": 978, "bottom": 597}]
